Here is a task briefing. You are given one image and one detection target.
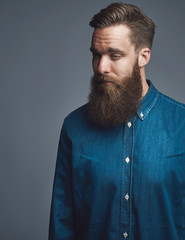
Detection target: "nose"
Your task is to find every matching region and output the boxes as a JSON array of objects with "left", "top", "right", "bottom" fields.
[{"left": 96, "top": 56, "right": 111, "bottom": 75}]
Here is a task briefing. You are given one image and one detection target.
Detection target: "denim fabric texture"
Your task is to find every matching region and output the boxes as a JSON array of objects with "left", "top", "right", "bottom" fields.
[{"left": 49, "top": 81, "right": 185, "bottom": 240}]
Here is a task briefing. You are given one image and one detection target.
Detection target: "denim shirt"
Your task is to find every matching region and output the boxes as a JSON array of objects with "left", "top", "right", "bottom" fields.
[{"left": 49, "top": 81, "right": 185, "bottom": 240}]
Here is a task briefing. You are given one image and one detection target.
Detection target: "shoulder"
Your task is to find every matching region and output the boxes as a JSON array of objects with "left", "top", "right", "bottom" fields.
[
  {"left": 62, "top": 104, "right": 91, "bottom": 132},
  {"left": 156, "top": 91, "right": 185, "bottom": 127},
  {"left": 158, "top": 91, "right": 185, "bottom": 114},
  {"left": 65, "top": 104, "right": 88, "bottom": 123},
  {"left": 159, "top": 92, "right": 185, "bottom": 110}
]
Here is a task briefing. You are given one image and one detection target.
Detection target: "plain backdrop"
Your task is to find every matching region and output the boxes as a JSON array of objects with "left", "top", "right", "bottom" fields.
[{"left": 1, "top": 0, "right": 185, "bottom": 239}]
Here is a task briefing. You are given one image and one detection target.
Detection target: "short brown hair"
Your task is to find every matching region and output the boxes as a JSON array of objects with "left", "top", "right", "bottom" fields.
[{"left": 89, "top": 3, "right": 156, "bottom": 50}]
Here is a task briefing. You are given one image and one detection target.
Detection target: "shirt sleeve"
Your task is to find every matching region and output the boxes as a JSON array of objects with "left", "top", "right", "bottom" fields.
[{"left": 49, "top": 120, "right": 76, "bottom": 240}]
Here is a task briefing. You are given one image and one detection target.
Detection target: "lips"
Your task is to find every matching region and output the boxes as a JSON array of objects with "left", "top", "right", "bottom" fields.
[{"left": 100, "top": 80, "right": 113, "bottom": 85}]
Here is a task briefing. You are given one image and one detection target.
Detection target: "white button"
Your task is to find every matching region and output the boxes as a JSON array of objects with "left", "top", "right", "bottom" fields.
[
  {"left": 123, "top": 231, "right": 128, "bottom": 238},
  {"left": 140, "top": 112, "right": 144, "bottom": 118},
  {"left": 125, "top": 193, "right": 129, "bottom": 201},
  {"left": 125, "top": 157, "right": 130, "bottom": 163},
  {"left": 127, "top": 122, "right": 132, "bottom": 128}
]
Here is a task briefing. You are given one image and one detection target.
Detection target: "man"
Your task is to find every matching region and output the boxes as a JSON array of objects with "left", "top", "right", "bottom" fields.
[{"left": 49, "top": 3, "right": 185, "bottom": 240}]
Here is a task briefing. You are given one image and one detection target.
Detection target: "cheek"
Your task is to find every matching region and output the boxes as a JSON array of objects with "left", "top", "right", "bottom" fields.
[
  {"left": 113, "top": 61, "right": 134, "bottom": 77},
  {"left": 112, "top": 65, "right": 128, "bottom": 77}
]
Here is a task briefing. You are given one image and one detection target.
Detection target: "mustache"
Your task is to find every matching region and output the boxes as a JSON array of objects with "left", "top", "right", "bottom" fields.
[
  {"left": 91, "top": 74, "right": 130, "bottom": 91},
  {"left": 92, "top": 74, "right": 121, "bottom": 88},
  {"left": 93, "top": 74, "right": 116, "bottom": 83}
]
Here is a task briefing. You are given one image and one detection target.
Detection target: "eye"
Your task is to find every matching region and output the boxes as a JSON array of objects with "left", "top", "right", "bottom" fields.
[{"left": 111, "top": 54, "right": 121, "bottom": 60}]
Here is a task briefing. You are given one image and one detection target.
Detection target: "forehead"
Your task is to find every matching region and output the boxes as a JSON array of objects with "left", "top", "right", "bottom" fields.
[{"left": 91, "top": 25, "right": 133, "bottom": 51}]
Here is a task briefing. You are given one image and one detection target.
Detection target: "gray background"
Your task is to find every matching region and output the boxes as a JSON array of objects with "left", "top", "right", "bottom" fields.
[{"left": 1, "top": 0, "right": 185, "bottom": 239}]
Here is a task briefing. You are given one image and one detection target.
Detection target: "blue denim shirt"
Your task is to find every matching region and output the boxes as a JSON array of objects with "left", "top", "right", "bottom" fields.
[{"left": 49, "top": 81, "right": 185, "bottom": 240}]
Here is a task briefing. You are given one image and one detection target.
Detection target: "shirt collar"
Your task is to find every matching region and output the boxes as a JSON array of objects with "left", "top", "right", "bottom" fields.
[{"left": 137, "top": 80, "right": 159, "bottom": 121}]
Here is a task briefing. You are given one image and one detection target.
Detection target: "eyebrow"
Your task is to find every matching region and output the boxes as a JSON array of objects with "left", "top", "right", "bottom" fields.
[{"left": 90, "top": 47, "right": 126, "bottom": 55}]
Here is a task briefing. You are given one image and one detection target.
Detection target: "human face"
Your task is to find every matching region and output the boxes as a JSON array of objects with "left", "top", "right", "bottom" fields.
[{"left": 90, "top": 25, "right": 138, "bottom": 80}]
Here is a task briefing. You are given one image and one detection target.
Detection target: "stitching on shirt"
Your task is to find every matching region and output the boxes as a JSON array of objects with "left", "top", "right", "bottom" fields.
[
  {"left": 141, "top": 94, "right": 159, "bottom": 120},
  {"left": 160, "top": 94, "right": 185, "bottom": 110}
]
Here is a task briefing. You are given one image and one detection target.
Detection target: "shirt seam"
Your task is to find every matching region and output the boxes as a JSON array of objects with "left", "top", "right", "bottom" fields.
[{"left": 160, "top": 93, "right": 185, "bottom": 110}]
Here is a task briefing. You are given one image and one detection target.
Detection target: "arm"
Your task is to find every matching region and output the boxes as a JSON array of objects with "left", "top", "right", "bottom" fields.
[{"left": 49, "top": 121, "right": 76, "bottom": 240}]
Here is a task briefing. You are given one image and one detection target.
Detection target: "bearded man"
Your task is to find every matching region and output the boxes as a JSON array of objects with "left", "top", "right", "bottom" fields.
[{"left": 49, "top": 3, "right": 185, "bottom": 240}]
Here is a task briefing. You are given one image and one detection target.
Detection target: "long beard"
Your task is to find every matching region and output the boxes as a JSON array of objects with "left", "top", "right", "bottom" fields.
[{"left": 88, "top": 62, "right": 142, "bottom": 127}]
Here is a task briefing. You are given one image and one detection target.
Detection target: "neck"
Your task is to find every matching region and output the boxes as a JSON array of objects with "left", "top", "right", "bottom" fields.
[{"left": 140, "top": 68, "right": 149, "bottom": 98}]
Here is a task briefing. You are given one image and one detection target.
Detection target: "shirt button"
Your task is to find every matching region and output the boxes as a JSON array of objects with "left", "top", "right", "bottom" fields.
[
  {"left": 140, "top": 112, "right": 144, "bottom": 118},
  {"left": 125, "top": 193, "right": 129, "bottom": 201},
  {"left": 127, "top": 122, "right": 132, "bottom": 128},
  {"left": 123, "top": 231, "right": 128, "bottom": 238},
  {"left": 125, "top": 157, "right": 130, "bottom": 163}
]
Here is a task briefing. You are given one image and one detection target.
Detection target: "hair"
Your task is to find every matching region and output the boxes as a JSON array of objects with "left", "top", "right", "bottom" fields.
[{"left": 89, "top": 3, "right": 156, "bottom": 50}]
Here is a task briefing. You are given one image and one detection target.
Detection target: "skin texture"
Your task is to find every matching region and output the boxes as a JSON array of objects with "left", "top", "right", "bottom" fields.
[{"left": 90, "top": 24, "right": 151, "bottom": 97}]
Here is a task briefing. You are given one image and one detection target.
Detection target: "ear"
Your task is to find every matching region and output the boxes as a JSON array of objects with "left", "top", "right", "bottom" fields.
[{"left": 138, "top": 48, "right": 151, "bottom": 68}]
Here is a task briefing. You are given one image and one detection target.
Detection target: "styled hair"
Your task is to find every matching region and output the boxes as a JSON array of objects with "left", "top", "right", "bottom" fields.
[{"left": 89, "top": 3, "right": 156, "bottom": 50}]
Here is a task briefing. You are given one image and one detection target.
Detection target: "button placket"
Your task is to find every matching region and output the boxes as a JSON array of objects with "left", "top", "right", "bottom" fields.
[{"left": 120, "top": 120, "right": 134, "bottom": 239}]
